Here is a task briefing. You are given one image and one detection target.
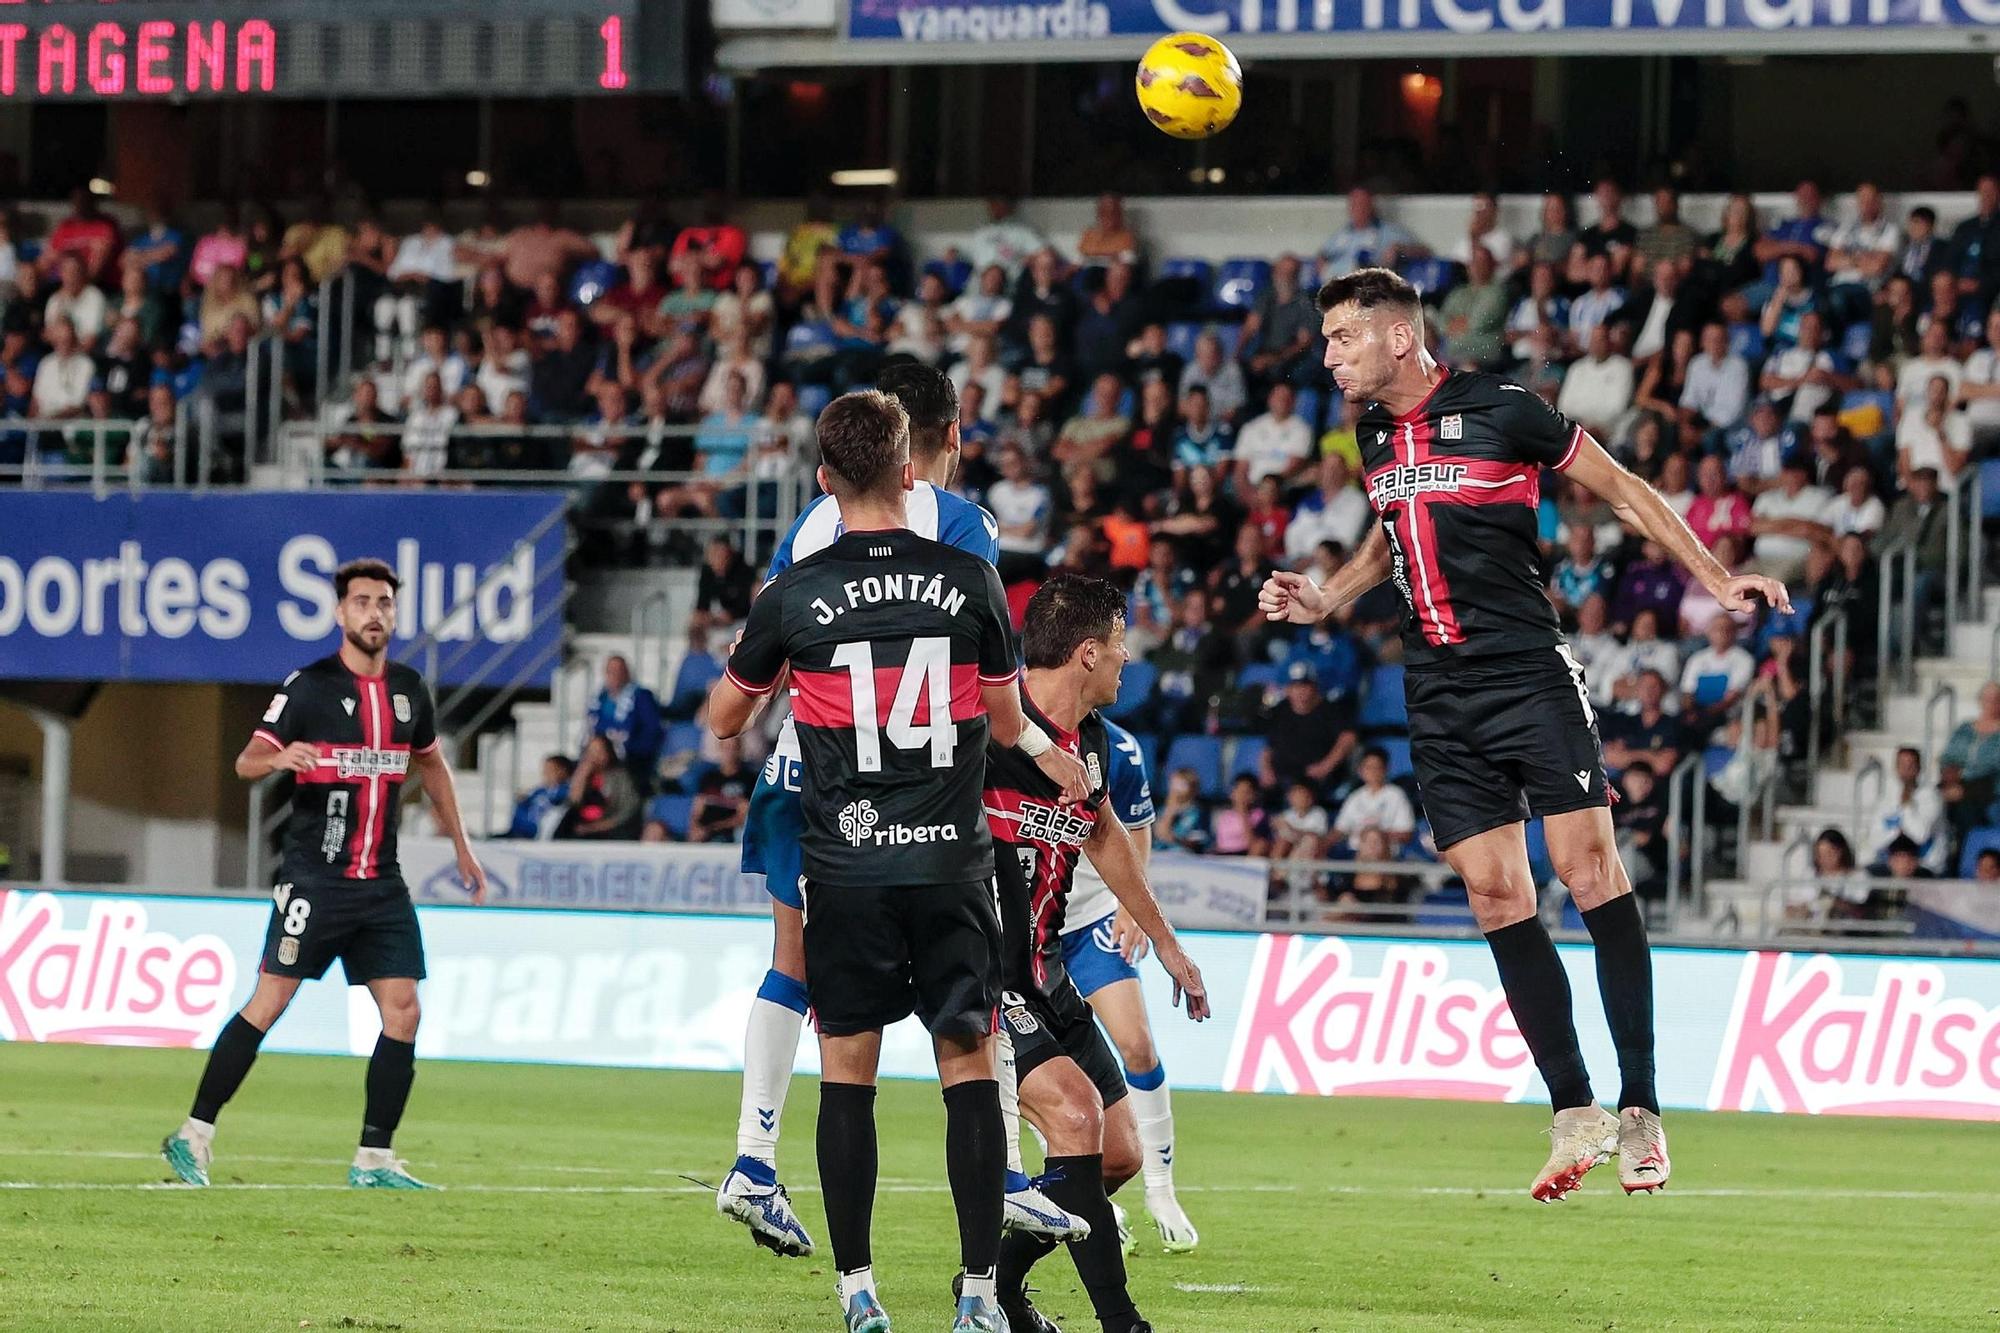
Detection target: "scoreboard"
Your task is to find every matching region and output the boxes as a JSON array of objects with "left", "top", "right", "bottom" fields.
[{"left": 0, "top": 0, "right": 682, "bottom": 99}]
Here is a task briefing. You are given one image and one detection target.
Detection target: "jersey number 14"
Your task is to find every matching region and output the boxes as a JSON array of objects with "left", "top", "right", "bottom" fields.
[{"left": 829, "top": 637, "right": 956, "bottom": 772}]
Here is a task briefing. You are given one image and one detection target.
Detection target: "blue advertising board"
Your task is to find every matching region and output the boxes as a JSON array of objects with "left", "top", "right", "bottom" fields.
[
  {"left": 0, "top": 491, "right": 566, "bottom": 686},
  {"left": 848, "top": 0, "right": 2000, "bottom": 43}
]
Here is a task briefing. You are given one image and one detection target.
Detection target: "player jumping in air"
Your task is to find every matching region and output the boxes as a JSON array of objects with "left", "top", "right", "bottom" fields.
[
  {"left": 708, "top": 389, "right": 1092, "bottom": 1333},
  {"left": 1060, "top": 718, "right": 1198, "bottom": 1252},
  {"left": 1260, "top": 269, "right": 1788, "bottom": 1200},
  {"left": 161, "top": 558, "right": 488, "bottom": 1191},
  {"left": 983, "top": 574, "right": 1210, "bottom": 1333},
  {"left": 717, "top": 360, "right": 1085, "bottom": 1258}
]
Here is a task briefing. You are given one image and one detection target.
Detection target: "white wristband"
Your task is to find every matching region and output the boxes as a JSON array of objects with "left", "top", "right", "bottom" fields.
[{"left": 1017, "top": 721, "right": 1053, "bottom": 758}]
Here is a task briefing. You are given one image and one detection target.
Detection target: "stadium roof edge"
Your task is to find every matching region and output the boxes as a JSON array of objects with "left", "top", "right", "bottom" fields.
[{"left": 718, "top": 23, "right": 2000, "bottom": 69}]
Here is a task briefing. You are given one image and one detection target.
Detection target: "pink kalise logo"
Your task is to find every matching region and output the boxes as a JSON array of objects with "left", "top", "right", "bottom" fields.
[{"left": 0, "top": 891, "right": 236, "bottom": 1047}]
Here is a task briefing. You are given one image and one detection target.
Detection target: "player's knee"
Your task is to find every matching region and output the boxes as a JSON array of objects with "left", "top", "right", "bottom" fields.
[
  {"left": 1116, "top": 1032, "right": 1158, "bottom": 1076},
  {"left": 1042, "top": 1097, "right": 1102, "bottom": 1153},
  {"left": 1462, "top": 867, "right": 1535, "bottom": 910},
  {"left": 378, "top": 992, "right": 421, "bottom": 1037},
  {"left": 1554, "top": 846, "right": 1617, "bottom": 902}
]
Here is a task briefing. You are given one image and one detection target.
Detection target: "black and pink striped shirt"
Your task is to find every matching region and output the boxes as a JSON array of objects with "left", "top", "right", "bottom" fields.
[
  {"left": 1357, "top": 368, "right": 1583, "bottom": 667},
  {"left": 253, "top": 656, "right": 439, "bottom": 885}
]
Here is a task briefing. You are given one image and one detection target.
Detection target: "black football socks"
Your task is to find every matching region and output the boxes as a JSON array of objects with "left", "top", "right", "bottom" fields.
[
  {"left": 1582, "top": 894, "right": 1660, "bottom": 1115},
  {"left": 1483, "top": 917, "right": 1594, "bottom": 1112},
  {"left": 1003, "top": 1152, "right": 1141, "bottom": 1333},
  {"left": 360, "top": 1034, "right": 418, "bottom": 1149},
  {"left": 817, "top": 1082, "right": 880, "bottom": 1277},
  {"left": 189, "top": 1012, "right": 268, "bottom": 1124},
  {"left": 942, "top": 1078, "right": 1006, "bottom": 1298}
]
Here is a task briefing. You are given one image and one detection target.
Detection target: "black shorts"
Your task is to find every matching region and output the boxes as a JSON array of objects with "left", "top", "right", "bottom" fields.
[
  {"left": 802, "top": 878, "right": 1001, "bottom": 1039},
  {"left": 1001, "top": 980, "right": 1128, "bottom": 1111},
  {"left": 260, "top": 878, "right": 427, "bottom": 984},
  {"left": 1404, "top": 645, "right": 1610, "bottom": 851}
]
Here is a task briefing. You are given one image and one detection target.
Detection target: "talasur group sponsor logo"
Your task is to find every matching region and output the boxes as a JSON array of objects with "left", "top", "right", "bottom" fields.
[
  {"left": 1710, "top": 951, "right": 2000, "bottom": 1120},
  {"left": 1223, "top": 934, "right": 1535, "bottom": 1101},
  {"left": 0, "top": 890, "right": 236, "bottom": 1047}
]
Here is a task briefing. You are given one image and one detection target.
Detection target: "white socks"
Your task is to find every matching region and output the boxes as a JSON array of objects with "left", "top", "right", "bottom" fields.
[
  {"left": 1129, "top": 1079, "right": 1177, "bottom": 1192},
  {"left": 838, "top": 1266, "right": 877, "bottom": 1303},
  {"left": 354, "top": 1146, "right": 395, "bottom": 1169},
  {"left": 737, "top": 970, "right": 809, "bottom": 1162},
  {"left": 181, "top": 1117, "right": 216, "bottom": 1146}
]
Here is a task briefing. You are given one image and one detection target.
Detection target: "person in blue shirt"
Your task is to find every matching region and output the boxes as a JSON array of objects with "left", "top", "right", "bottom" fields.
[
  {"left": 1751, "top": 178, "right": 1829, "bottom": 301},
  {"left": 506, "top": 754, "right": 574, "bottom": 839},
  {"left": 719, "top": 360, "right": 1097, "bottom": 1260},
  {"left": 586, "top": 654, "right": 664, "bottom": 795},
  {"left": 1056, "top": 719, "right": 1204, "bottom": 1252}
]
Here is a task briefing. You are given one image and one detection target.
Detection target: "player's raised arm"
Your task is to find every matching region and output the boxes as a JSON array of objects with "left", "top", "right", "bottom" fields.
[
  {"left": 709, "top": 587, "right": 786, "bottom": 739},
  {"left": 1082, "top": 814, "right": 1209, "bottom": 1021},
  {"left": 1259, "top": 521, "right": 1393, "bottom": 626},
  {"left": 1562, "top": 431, "right": 1793, "bottom": 616}
]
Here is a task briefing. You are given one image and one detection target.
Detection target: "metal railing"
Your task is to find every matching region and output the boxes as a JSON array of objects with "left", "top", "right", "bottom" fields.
[
  {"left": 1664, "top": 749, "right": 1705, "bottom": 920},
  {"left": 1805, "top": 608, "right": 1849, "bottom": 784},
  {"left": 1924, "top": 681, "right": 1959, "bottom": 768},
  {"left": 0, "top": 417, "right": 146, "bottom": 494},
  {"left": 1734, "top": 682, "right": 1783, "bottom": 881},
  {"left": 1875, "top": 538, "right": 1919, "bottom": 714},
  {"left": 1756, "top": 875, "right": 1954, "bottom": 941},
  {"left": 1848, "top": 754, "right": 1885, "bottom": 851},
  {"left": 1256, "top": 855, "right": 1462, "bottom": 929},
  {"left": 631, "top": 587, "right": 675, "bottom": 696}
]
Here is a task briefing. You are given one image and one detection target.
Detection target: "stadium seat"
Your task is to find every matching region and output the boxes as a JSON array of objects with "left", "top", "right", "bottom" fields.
[
  {"left": 1238, "top": 662, "right": 1286, "bottom": 693},
  {"left": 1209, "top": 323, "right": 1244, "bottom": 360},
  {"left": 667, "top": 653, "right": 724, "bottom": 717},
  {"left": 569, "top": 259, "right": 622, "bottom": 308},
  {"left": 1106, "top": 659, "right": 1157, "bottom": 722},
  {"left": 1157, "top": 256, "right": 1213, "bottom": 289},
  {"left": 1356, "top": 665, "right": 1407, "bottom": 731},
  {"left": 1525, "top": 819, "right": 1555, "bottom": 885},
  {"left": 647, "top": 794, "right": 696, "bottom": 840},
  {"left": 1399, "top": 256, "right": 1462, "bottom": 301},
  {"left": 1840, "top": 321, "right": 1873, "bottom": 364},
  {"left": 1982, "top": 459, "right": 2000, "bottom": 519},
  {"left": 1294, "top": 387, "right": 1325, "bottom": 430},
  {"left": 757, "top": 259, "right": 779, "bottom": 290},
  {"left": 1379, "top": 737, "right": 1414, "bottom": 781},
  {"left": 1212, "top": 258, "right": 1272, "bottom": 313},
  {"left": 785, "top": 320, "right": 836, "bottom": 362},
  {"left": 1165, "top": 735, "right": 1226, "bottom": 799},
  {"left": 1134, "top": 732, "right": 1162, "bottom": 788},
  {"left": 663, "top": 721, "right": 705, "bottom": 762},
  {"left": 797, "top": 384, "right": 834, "bottom": 420},
  {"left": 1959, "top": 826, "right": 2000, "bottom": 878},
  {"left": 1229, "top": 736, "right": 1268, "bottom": 782},
  {"left": 1164, "top": 322, "right": 1202, "bottom": 362},
  {"left": 1297, "top": 258, "right": 1322, "bottom": 291},
  {"left": 924, "top": 258, "right": 973, "bottom": 296},
  {"left": 1702, "top": 744, "right": 1734, "bottom": 778}
]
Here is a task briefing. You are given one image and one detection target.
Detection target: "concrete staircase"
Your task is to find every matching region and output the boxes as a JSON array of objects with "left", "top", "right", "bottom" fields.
[{"left": 1703, "top": 587, "right": 2000, "bottom": 933}]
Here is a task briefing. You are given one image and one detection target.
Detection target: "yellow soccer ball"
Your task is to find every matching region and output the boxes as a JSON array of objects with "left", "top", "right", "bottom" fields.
[{"left": 1134, "top": 31, "right": 1243, "bottom": 140}]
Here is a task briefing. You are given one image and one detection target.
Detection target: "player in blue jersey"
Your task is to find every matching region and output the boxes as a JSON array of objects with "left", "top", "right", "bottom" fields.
[
  {"left": 1056, "top": 720, "right": 1200, "bottom": 1253},
  {"left": 717, "top": 360, "right": 1084, "bottom": 1258}
]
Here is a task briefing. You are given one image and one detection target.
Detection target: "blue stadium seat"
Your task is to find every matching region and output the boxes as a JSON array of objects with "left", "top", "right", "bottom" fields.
[
  {"left": 1959, "top": 826, "right": 2000, "bottom": 878},
  {"left": 1356, "top": 665, "right": 1407, "bottom": 732},
  {"left": 663, "top": 721, "right": 705, "bottom": 761},
  {"left": 1379, "top": 737, "right": 1414, "bottom": 781},
  {"left": 1398, "top": 256, "right": 1462, "bottom": 301},
  {"left": 1213, "top": 258, "right": 1272, "bottom": 313},
  {"left": 757, "top": 259, "right": 779, "bottom": 290},
  {"left": 1165, "top": 735, "right": 1226, "bottom": 799},
  {"left": 1982, "top": 460, "right": 2000, "bottom": 519},
  {"left": 647, "top": 794, "right": 696, "bottom": 840},
  {"left": 1702, "top": 744, "right": 1734, "bottom": 778},
  {"left": 1294, "top": 387, "right": 1326, "bottom": 430},
  {"left": 797, "top": 384, "right": 834, "bottom": 420},
  {"left": 1106, "top": 659, "right": 1157, "bottom": 722},
  {"left": 668, "top": 653, "right": 724, "bottom": 716},
  {"left": 1525, "top": 819, "right": 1555, "bottom": 885},
  {"left": 1238, "top": 662, "right": 1286, "bottom": 693},
  {"left": 924, "top": 258, "right": 973, "bottom": 296},
  {"left": 785, "top": 321, "right": 836, "bottom": 360},
  {"left": 569, "top": 259, "right": 622, "bottom": 308},
  {"left": 1164, "top": 322, "right": 1202, "bottom": 363},
  {"left": 1840, "top": 321, "right": 1873, "bottom": 364},
  {"left": 1134, "top": 732, "right": 1162, "bottom": 787},
  {"left": 1229, "top": 736, "right": 1268, "bottom": 782},
  {"left": 1158, "top": 256, "right": 1213, "bottom": 289},
  {"left": 1297, "top": 258, "right": 1322, "bottom": 291},
  {"left": 1116, "top": 387, "right": 1136, "bottom": 418},
  {"left": 1414, "top": 885, "right": 1471, "bottom": 928},
  {"left": 1209, "top": 323, "right": 1244, "bottom": 360}
]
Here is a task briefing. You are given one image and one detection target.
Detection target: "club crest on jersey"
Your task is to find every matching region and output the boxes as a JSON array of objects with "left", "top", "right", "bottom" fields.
[
  {"left": 1440, "top": 414, "right": 1463, "bottom": 440},
  {"left": 262, "top": 693, "right": 287, "bottom": 724},
  {"left": 278, "top": 937, "right": 299, "bottom": 966},
  {"left": 392, "top": 694, "right": 412, "bottom": 723},
  {"left": 1086, "top": 752, "right": 1103, "bottom": 792},
  {"left": 839, "top": 800, "right": 882, "bottom": 847}
]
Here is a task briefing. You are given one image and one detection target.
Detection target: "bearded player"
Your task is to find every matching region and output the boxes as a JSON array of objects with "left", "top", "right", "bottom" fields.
[{"left": 1261, "top": 269, "right": 1789, "bottom": 1200}]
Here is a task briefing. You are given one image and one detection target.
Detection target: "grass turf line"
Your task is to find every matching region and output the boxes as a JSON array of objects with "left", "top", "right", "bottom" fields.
[{"left": 1, "top": 1042, "right": 1994, "bottom": 1331}]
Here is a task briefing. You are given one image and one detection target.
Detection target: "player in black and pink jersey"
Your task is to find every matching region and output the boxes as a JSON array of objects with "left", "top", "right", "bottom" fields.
[
  {"left": 161, "top": 558, "right": 487, "bottom": 1193},
  {"left": 708, "top": 389, "right": 1089, "bottom": 1333},
  {"left": 1262, "top": 268, "right": 1789, "bottom": 1202}
]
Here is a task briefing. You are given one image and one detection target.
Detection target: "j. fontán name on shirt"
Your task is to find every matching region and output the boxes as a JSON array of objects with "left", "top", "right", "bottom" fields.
[{"left": 811, "top": 572, "right": 968, "bottom": 625}]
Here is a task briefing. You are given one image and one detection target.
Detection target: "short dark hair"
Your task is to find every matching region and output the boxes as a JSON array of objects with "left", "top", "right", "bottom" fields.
[
  {"left": 1021, "top": 573, "right": 1125, "bottom": 670},
  {"left": 876, "top": 360, "right": 958, "bottom": 462},
  {"left": 1316, "top": 265, "right": 1421, "bottom": 319},
  {"left": 815, "top": 390, "right": 910, "bottom": 499},
  {"left": 1911, "top": 205, "right": 1937, "bottom": 225},
  {"left": 1361, "top": 745, "right": 1390, "bottom": 768},
  {"left": 334, "top": 558, "right": 399, "bottom": 600}
]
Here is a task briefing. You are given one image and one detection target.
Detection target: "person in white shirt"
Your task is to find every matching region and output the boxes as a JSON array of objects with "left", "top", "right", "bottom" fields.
[
  {"left": 1178, "top": 331, "right": 1247, "bottom": 424},
  {"left": 1680, "top": 322, "right": 1750, "bottom": 433},
  {"left": 1954, "top": 306, "right": 2000, "bottom": 448},
  {"left": 400, "top": 371, "right": 459, "bottom": 479},
  {"left": 1233, "top": 382, "right": 1314, "bottom": 492},
  {"left": 379, "top": 207, "right": 460, "bottom": 361},
  {"left": 1284, "top": 453, "right": 1372, "bottom": 563},
  {"left": 699, "top": 334, "right": 767, "bottom": 417},
  {"left": 401, "top": 325, "right": 468, "bottom": 406},
  {"left": 945, "top": 264, "right": 1012, "bottom": 357},
  {"left": 1827, "top": 465, "right": 1886, "bottom": 538},
  {"left": 986, "top": 441, "right": 1052, "bottom": 578},
  {"left": 1823, "top": 181, "right": 1902, "bottom": 317},
  {"left": 1602, "top": 609, "right": 1683, "bottom": 712},
  {"left": 1566, "top": 252, "right": 1626, "bottom": 354},
  {"left": 1449, "top": 191, "right": 1516, "bottom": 268},
  {"left": 1865, "top": 746, "right": 1950, "bottom": 874},
  {"left": 1897, "top": 373, "right": 1972, "bottom": 493},
  {"left": 1333, "top": 747, "right": 1416, "bottom": 853},
  {"left": 1757, "top": 310, "right": 1839, "bottom": 423},
  {"left": 967, "top": 197, "right": 1046, "bottom": 281},
  {"left": 475, "top": 324, "right": 531, "bottom": 414},
  {"left": 947, "top": 333, "right": 1008, "bottom": 420},
  {"left": 44, "top": 254, "right": 107, "bottom": 347},
  {"left": 1679, "top": 616, "right": 1756, "bottom": 735},
  {"left": 1894, "top": 321, "right": 1962, "bottom": 411},
  {"left": 31, "top": 318, "right": 93, "bottom": 418},
  {"left": 1746, "top": 458, "right": 1832, "bottom": 581},
  {"left": 1555, "top": 325, "right": 1634, "bottom": 440}
]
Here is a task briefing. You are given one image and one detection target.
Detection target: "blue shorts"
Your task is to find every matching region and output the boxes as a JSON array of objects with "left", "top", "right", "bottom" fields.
[
  {"left": 742, "top": 754, "right": 805, "bottom": 910},
  {"left": 1059, "top": 912, "right": 1141, "bottom": 1000}
]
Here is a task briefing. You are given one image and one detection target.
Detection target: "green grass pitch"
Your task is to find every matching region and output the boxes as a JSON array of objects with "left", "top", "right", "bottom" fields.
[{"left": 2, "top": 1041, "right": 1994, "bottom": 1331}]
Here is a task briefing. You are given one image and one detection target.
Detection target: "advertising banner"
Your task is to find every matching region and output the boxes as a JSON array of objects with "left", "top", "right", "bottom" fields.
[
  {"left": 7, "top": 887, "right": 1998, "bottom": 1120},
  {"left": 713, "top": 0, "right": 838, "bottom": 28},
  {"left": 0, "top": 491, "right": 566, "bottom": 686},
  {"left": 847, "top": 0, "right": 2000, "bottom": 44}
]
